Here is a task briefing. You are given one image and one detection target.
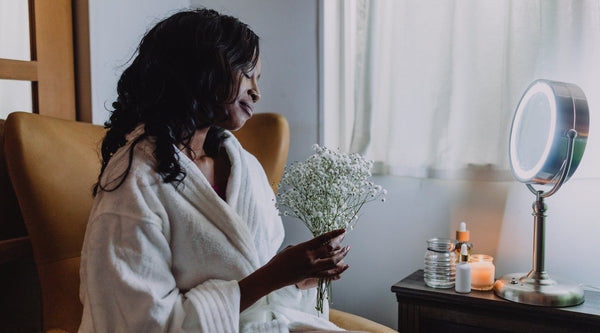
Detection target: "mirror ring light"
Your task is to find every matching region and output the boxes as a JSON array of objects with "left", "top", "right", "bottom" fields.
[{"left": 509, "top": 79, "right": 589, "bottom": 185}]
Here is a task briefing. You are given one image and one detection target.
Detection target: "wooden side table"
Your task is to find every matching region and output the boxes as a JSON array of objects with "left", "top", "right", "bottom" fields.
[{"left": 391, "top": 270, "right": 600, "bottom": 332}]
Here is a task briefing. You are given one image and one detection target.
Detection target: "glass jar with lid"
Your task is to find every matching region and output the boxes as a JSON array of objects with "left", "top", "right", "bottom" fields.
[{"left": 424, "top": 238, "right": 456, "bottom": 288}]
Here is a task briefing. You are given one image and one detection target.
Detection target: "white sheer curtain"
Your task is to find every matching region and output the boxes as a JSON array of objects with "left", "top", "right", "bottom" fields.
[{"left": 323, "top": 0, "right": 600, "bottom": 179}]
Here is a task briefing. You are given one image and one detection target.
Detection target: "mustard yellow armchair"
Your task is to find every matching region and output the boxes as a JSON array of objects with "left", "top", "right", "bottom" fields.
[{"left": 1, "top": 112, "right": 396, "bottom": 333}]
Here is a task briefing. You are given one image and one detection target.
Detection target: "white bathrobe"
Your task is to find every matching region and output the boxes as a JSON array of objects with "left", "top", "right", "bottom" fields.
[{"left": 78, "top": 127, "right": 342, "bottom": 333}]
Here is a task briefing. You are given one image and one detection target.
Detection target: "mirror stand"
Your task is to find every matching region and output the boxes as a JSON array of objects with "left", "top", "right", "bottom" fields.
[{"left": 494, "top": 129, "right": 585, "bottom": 307}]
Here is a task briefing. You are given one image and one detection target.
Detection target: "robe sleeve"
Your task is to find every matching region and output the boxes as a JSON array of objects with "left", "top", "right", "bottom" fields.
[{"left": 79, "top": 213, "right": 241, "bottom": 333}]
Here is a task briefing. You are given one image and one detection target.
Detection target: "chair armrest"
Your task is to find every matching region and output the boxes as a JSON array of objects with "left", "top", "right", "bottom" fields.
[
  {"left": 329, "top": 309, "right": 397, "bottom": 333},
  {"left": 0, "top": 236, "right": 32, "bottom": 264}
]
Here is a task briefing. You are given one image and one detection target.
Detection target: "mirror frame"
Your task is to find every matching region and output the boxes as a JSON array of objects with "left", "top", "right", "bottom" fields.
[{"left": 509, "top": 79, "right": 589, "bottom": 184}]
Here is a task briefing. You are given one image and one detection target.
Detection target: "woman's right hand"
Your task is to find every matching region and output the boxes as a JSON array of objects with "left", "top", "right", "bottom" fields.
[
  {"left": 266, "top": 229, "right": 350, "bottom": 288},
  {"left": 238, "top": 229, "right": 350, "bottom": 311}
]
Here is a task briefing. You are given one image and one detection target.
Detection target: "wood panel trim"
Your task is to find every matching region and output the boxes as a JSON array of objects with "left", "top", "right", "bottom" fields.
[
  {"left": 0, "top": 59, "right": 38, "bottom": 81},
  {"left": 33, "top": 0, "right": 76, "bottom": 120},
  {"left": 73, "top": 0, "right": 92, "bottom": 123}
]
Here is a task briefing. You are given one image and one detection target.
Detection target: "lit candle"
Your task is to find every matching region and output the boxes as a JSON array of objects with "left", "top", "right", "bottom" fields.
[{"left": 469, "top": 254, "right": 495, "bottom": 291}]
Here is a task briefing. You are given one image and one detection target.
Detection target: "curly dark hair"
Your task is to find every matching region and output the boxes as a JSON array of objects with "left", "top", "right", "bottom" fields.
[{"left": 94, "top": 8, "right": 260, "bottom": 195}]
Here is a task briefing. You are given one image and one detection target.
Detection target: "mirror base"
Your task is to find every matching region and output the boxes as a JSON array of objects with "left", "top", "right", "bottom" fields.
[{"left": 494, "top": 272, "right": 584, "bottom": 307}]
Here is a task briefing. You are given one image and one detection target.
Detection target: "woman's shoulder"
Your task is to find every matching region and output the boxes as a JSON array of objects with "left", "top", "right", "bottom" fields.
[
  {"left": 91, "top": 139, "right": 169, "bottom": 230},
  {"left": 222, "top": 131, "right": 261, "bottom": 166},
  {"left": 103, "top": 135, "right": 159, "bottom": 178},
  {"left": 95, "top": 136, "right": 166, "bottom": 211},
  {"left": 222, "top": 132, "right": 273, "bottom": 193}
]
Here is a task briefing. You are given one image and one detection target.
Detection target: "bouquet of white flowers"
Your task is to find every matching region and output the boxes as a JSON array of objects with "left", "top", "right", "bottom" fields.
[{"left": 276, "top": 144, "right": 386, "bottom": 313}]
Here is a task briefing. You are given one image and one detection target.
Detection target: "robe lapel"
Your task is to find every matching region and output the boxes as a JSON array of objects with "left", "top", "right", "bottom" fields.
[{"left": 175, "top": 142, "right": 261, "bottom": 273}]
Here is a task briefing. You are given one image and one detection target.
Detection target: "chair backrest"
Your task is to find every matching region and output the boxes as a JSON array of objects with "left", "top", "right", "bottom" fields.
[
  {"left": 4, "top": 112, "right": 106, "bottom": 332},
  {"left": 0, "top": 119, "right": 27, "bottom": 244},
  {"left": 3, "top": 111, "right": 289, "bottom": 332},
  {"left": 233, "top": 112, "right": 290, "bottom": 193}
]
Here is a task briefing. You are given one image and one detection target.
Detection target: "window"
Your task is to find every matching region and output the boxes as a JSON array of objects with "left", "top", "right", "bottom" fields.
[
  {"left": 0, "top": 0, "right": 91, "bottom": 121},
  {"left": 322, "top": 0, "right": 600, "bottom": 179}
]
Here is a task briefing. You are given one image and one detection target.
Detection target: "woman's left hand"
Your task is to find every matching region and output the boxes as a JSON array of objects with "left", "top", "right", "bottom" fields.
[
  {"left": 295, "top": 237, "right": 349, "bottom": 290},
  {"left": 295, "top": 278, "right": 318, "bottom": 289},
  {"left": 280, "top": 245, "right": 320, "bottom": 289}
]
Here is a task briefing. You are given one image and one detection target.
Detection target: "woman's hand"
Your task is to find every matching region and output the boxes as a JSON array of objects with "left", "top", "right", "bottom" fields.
[
  {"left": 295, "top": 278, "right": 319, "bottom": 289},
  {"left": 238, "top": 229, "right": 350, "bottom": 311},
  {"left": 267, "top": 229, "right": 350, "bottom": 288}
]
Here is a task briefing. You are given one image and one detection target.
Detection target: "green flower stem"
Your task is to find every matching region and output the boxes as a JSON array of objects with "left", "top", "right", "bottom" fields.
[{"left": 315, "top": 278, "right": 332, "bottom": 315}]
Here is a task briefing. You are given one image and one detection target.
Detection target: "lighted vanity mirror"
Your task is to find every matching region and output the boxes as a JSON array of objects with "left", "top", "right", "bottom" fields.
[
  {"left": 509, "top": 79, "right": 589, "bottom": 185},
  {"left": 495, "top": 79, "right": 590, "bottom": 307}
]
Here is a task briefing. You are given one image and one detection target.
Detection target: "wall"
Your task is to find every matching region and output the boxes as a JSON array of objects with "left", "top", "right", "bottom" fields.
[
  {"left": 89, "top": 0, "right": 190, "bottom": 125},
  {"left": 188, "top": 0, "right": 321, "bottom": 166},
  {"left": 332, "top": 176, "right": 600, "bottom": 329},
  {"left": 90, "top": 0, "right": 600, "bottom": 330}
]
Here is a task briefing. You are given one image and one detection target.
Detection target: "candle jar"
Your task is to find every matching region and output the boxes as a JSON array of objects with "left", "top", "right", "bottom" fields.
[
  {"left": 424, "top": 238, "right": 456, "bottom": 288},
  {"left": 469, "top": 254, "right": 495, "bottom": 291}
]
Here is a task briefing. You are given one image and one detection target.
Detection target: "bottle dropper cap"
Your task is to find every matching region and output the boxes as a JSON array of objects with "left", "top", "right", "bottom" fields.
[
  {"left": 456, "top": 221, "right": 470, "bottom": 242},
  {"left": 460, "top": 243, "right": 469, "bottom": 262}
]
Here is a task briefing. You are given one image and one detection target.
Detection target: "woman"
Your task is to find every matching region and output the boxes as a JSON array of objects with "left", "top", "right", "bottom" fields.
[{"left": 79, "top": 8, "right": 350, "bottom": 333}]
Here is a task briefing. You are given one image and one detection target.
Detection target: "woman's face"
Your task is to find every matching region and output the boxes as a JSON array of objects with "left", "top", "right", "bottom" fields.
[{"left": 219, "top": 58, "right": 262, "bottom": 131}]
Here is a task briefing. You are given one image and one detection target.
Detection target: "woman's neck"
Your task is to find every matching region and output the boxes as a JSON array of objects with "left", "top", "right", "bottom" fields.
[
  {"left": 178, "top": 128, "right": 230, "bottom": 189},
  {"left": 180, "top": 128, "right": 209, "bottom": 159}
]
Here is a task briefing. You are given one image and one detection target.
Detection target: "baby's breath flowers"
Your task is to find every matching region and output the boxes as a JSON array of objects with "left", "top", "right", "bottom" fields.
[{"left": 276, "top": 144, "right": 386, "bottom": 313}]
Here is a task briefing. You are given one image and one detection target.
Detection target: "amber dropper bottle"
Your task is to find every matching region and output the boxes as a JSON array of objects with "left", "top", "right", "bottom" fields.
[{"left": 455, "top": 221, "right": 473, "bottom": 258}]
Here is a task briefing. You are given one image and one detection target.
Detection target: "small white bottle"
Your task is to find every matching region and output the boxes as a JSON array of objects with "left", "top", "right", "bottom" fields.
[{"left": 455, "top": 243, "right": 471, "bottom": 293}]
